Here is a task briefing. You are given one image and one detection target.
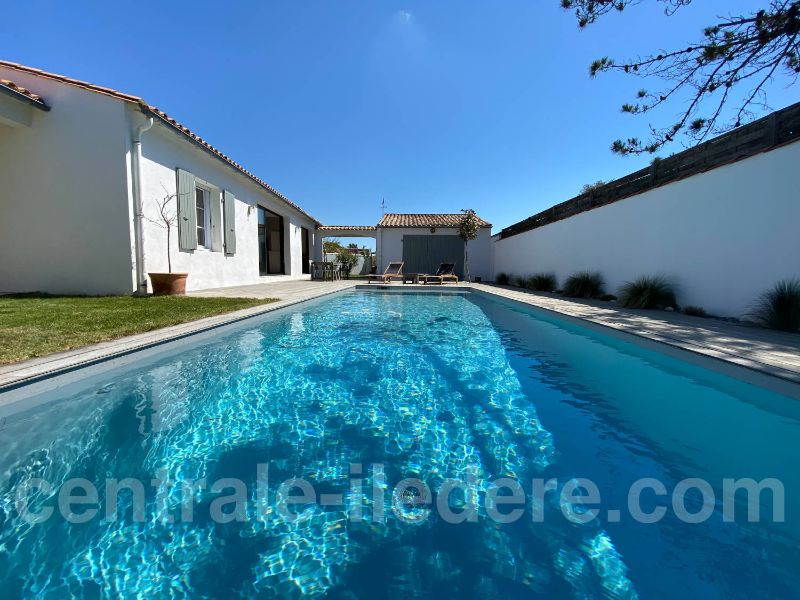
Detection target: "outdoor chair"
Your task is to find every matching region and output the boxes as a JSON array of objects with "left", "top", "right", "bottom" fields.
[
  {"left": 424, "top": 263, "right": 458, "bottom": 285},
  {"left": 367, "top": 262, "right": 404, "bottom": 284},
  {"left": 311, "top": 261, "right": 326, "bottom": 280},
  {"left": 323, "top": 262, "right": 340, "bottom": 281}
]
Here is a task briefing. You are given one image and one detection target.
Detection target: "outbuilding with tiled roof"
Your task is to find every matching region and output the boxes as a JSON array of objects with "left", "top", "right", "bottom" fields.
[{"left": 314, "top": 212, "right": 493, "bottom": 281}]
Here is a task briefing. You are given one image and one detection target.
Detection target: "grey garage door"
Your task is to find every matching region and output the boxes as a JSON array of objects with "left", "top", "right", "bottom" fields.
[{"left": 402, "top": 235, "right": 464, "bottom": 277}]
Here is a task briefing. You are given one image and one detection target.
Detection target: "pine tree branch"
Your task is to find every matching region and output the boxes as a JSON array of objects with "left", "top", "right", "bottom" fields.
[{"left": 564, "top": 0, "right": 800, "bottom": 153}]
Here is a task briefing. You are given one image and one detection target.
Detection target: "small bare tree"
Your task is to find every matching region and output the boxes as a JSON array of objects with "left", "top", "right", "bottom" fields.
[{"left": 145, "top": 188, "right": 178, "bottom": 273}]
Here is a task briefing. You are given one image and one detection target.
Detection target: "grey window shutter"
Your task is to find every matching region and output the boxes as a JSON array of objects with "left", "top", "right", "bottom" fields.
[
  {"left": 176, "top": 168, "right": 197, "bottom": 251},
  {"left": 209, "top": 187, "right": 222, "bottom": 252},
  {"left": 223, "top": 190, "right": 236, "bottom": 255}
]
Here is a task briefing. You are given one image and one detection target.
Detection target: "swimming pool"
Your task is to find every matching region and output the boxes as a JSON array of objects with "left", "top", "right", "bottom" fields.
[{"left": 0, "top": 290, "right": 797, "bottom": 598}]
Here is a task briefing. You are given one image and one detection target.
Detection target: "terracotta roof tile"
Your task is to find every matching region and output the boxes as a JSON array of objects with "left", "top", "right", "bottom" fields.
[
  {"left": 0, "top": 60, "right": 318, "bottom": 224},
  {"left": 317, "top": 225, "right": 377, "bottom": 231},
  {"left": 378, "top": 213, "right": 491, "bottom": 228},
  {"left": 0, "top": 78, "right": 49, "bottom": 110}
]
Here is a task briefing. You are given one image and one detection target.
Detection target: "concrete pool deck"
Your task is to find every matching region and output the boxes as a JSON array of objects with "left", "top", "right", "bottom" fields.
[
  {"left": 472, "top": 283, "right": 800, "bottom": 385},
  {"left": 1, "top": 279, "right": 798, "bottom": 391}
]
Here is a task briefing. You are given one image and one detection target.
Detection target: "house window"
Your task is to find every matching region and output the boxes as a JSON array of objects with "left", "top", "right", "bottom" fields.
[{"left": 195, "top": 187, "right": 209, "bottom": 248}]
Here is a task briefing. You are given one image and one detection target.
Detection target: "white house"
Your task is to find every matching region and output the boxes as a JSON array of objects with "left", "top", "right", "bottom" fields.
[
  {"left": 318, "top": 213, "right": 494, "bottom": 281},
  {"left": 0, "top": 60, "right": 319, "bottom": 295}
]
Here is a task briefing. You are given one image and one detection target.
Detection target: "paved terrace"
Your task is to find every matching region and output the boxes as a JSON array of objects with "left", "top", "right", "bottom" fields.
[
  {"left": 474, "top": 283, "right": 800, "bottom": 386},
  {"left": 1, "top": 279, "right": 798, "bottom": 391}
]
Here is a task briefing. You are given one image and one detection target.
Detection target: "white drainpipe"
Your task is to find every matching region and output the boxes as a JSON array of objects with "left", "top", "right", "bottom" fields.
[{"left": 131, "top": 115, "right": 154, "bottom": 295}]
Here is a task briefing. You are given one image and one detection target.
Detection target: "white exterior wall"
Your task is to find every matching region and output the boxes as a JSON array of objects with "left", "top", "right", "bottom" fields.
[
  {"left": 378, "top": 227, "right": 493, "bottom": 281},
  {"left": 0, "top": 68, "right": 134, "bottom": 294},
  {"left": 493, "top": 141, "right": 800, "bottom": 317},
  {"left": 132, "top": 108, "right": 317, "bottom": 292},
  {"left": 286, "top": 215, "right": 313, "bottom": 277},
  {"left": 0, "top": 69, "right": 318, "bottom": 296}
]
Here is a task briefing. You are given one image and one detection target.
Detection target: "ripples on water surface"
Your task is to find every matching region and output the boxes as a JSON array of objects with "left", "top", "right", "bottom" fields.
[{"left": 0, "top": 291, "right": 797, "bottom": 599}]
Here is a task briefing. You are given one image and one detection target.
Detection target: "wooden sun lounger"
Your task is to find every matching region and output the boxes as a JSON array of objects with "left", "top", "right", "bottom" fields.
[
  {"left": 424, "top": 263, "right": 459, "bottom": 284},
  {"left": 368, "top": 261, "right": 404, "bottom": 284}
]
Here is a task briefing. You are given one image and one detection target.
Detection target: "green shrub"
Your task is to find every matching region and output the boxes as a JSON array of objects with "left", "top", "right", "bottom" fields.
[
  {"left": 751, "top": 279, "right": 800, "bottom": 332},
  {"left": 600, "top": 293, "right": 617, "bottom": 302},
  {"left": 335, "top": 251, "right": 359, "bottom": 277},
  {"left": 618, "top": 276, "right": 677, "bottom": 309},
  {"left": 683, "top": 305, "right": 707, "bottom": 317},
  {"left": 527, "top": 273, "right": 557, "bottom": 292},
  {"left": 514, "top": 276, "right": 528, "bottom": 287},
  {"left": 495, "top": 272, "right": 510, "bottom": 285},
  {"left": 563, "top": 271, "right": 605, "bottom": 299}
]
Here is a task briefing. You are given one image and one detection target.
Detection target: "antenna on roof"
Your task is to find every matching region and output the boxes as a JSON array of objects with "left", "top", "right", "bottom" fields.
[{"left": 381, "top": 197, "right": 386, "bottom": 216}]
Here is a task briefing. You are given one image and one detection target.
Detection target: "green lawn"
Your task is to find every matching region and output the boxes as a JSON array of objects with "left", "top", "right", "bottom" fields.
[{"left": 0, "top": 294, "right": 278, "bottom": 365}]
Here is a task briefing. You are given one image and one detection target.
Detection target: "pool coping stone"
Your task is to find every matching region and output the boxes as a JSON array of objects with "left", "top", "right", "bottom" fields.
[{"left": 1, "top": 279, "right": 798, "bottom": 394}]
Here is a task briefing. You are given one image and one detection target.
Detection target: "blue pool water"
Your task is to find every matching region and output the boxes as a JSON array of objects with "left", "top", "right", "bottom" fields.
[{"left": 0, "top": 290, "right": 797, "bottom": 599}]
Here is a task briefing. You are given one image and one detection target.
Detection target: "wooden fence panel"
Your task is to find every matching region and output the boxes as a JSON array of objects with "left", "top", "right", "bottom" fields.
[{"left": 501, "top": 102, "right": 800, "bottom": 239}]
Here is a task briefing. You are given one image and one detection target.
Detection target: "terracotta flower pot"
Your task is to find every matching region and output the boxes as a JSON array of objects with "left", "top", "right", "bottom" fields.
[{"left": 148, "top": 272, "right": 189, "bottom": 296}]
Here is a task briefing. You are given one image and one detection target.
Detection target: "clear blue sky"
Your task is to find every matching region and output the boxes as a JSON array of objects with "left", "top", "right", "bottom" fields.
[{"left": 3, "top": 1, "right": 796, "bottom": 239}]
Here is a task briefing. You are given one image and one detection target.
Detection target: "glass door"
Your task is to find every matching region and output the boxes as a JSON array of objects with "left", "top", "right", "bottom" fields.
[
  {"left": 301, "top": 227, "right": 310, "bottom": 274},
  {"left": 258, "top": 207, "right": 285, "bottom": 275}
]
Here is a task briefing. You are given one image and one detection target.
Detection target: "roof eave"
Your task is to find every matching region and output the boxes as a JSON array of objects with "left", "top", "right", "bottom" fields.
[
  {"left": 0, "top": 61, "right": 318, "bottom": 225},
  {"left": 139, "top": 104, "right": 320, "bottom": 225},
  {"left": 0, "top": 83, "right": 49, "bottom": 111}
]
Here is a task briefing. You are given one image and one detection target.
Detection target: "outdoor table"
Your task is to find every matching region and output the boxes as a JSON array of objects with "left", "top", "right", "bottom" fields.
[
  {"left": 403, "top": 273, "right": 421, "bottom": 284},
  {"left": 311, "top": 261, "right": 340, "bottom": 281}
]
